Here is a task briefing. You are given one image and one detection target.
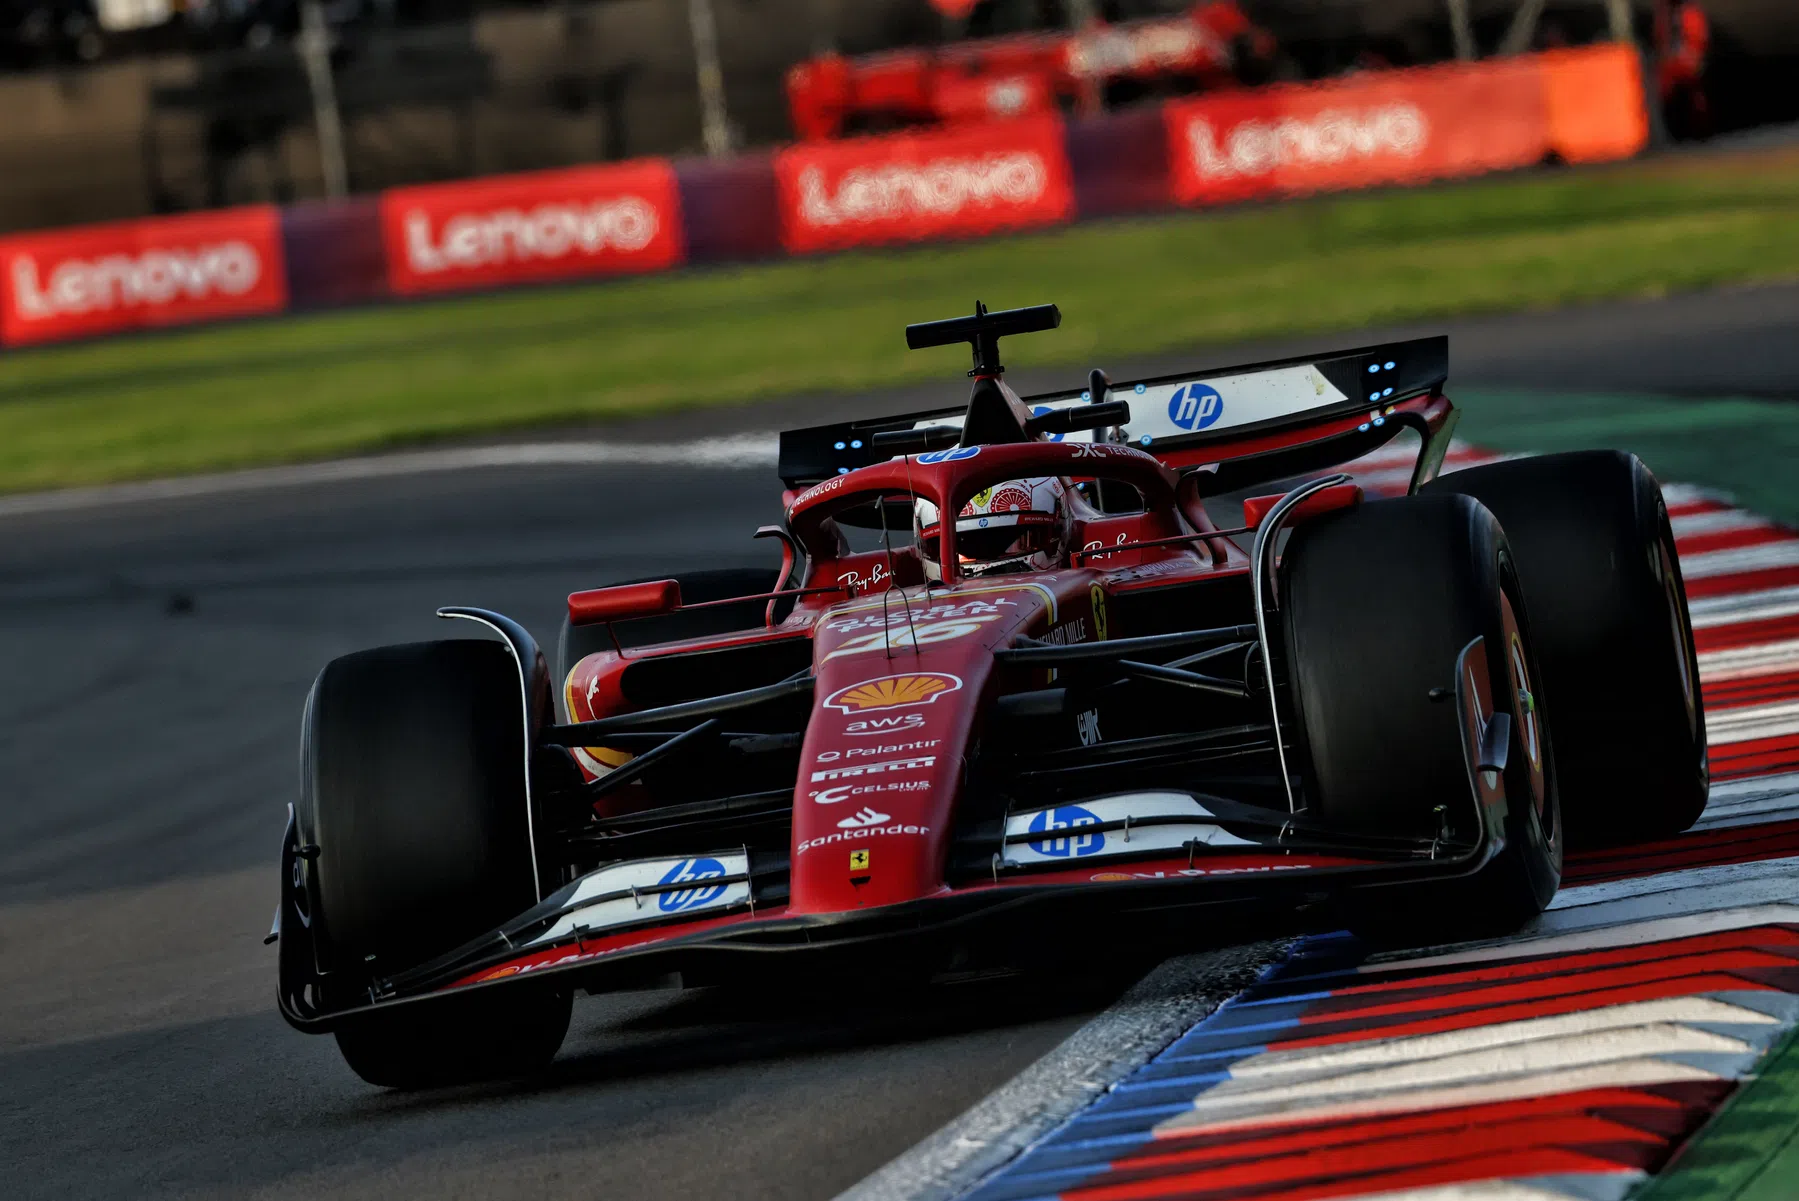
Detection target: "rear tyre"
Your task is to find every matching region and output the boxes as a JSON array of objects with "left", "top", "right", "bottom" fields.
[
  {"left": 556, "top": 567, "right": 781, "bottom": 718},
  {"left": 299, "top": 639, "right": 568, "bottom": 1088},
  {"left": 1425, "top": 452, "right": 1707, "bottom": 847},
  {"left": 1281, "top": 494, "right": 1561, "bottom": 942}
]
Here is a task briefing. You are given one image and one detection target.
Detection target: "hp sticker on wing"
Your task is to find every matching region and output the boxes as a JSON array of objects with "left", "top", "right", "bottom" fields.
[{"left": 1167, "top": 383, "right": 1224, "bottom": 432}]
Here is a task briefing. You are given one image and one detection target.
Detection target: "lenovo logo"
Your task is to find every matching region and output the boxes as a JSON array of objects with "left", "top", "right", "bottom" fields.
[
  {"left": 402, "top": 198, "right": 660, "bottom": 274},
  {"left": 796, "top": 153, "right": 1048, "bottom": 226},
  {"left": 1187, "top": 104, "right": 1428, "bottom": 178},
  {"left": 11, "top": 242, "right": 262, "bottom": 320},
  {"left": 1070, "top": 22, "right": 1216, "bottom": 77}
]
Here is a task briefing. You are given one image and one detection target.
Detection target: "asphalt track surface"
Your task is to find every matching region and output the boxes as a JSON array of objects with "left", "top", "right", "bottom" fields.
[{"left": 1, "top": 283, "right": 1795, "bottom": 1201}]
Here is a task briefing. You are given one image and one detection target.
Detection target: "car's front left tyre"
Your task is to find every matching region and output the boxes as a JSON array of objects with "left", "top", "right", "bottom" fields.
[{"left": 298, "top": 639, "right": 569, "bottom": 1088}]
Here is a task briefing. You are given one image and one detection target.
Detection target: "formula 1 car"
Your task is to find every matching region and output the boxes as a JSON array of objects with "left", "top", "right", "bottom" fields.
[{"left": 274, "top": 303, "right": 1708, "bottom": 1087}]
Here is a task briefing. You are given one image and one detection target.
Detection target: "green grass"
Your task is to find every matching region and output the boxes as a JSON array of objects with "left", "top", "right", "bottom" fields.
[
  {"left": 1453, "top": 389, "right": 1799, "bottom": 527},
  {"left": 4, "top": 146, "right": 1799, "bottom": 493},
  {"left": 1638, "top": 1026, "right": 1799, "bottom": 1200}
]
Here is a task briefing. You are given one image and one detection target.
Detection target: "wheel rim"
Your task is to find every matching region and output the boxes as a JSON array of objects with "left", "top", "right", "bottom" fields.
[{"left": 1499, "top": 588, "right": 1548, "bottom": 824}]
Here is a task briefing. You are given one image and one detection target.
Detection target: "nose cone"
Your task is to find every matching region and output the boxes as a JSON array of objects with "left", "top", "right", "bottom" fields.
[{"left": 786, "top": 583, "right": 1057, "bottom": 914}]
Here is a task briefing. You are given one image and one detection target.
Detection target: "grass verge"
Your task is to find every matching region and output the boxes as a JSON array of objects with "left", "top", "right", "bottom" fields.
[
  {"left": 3, "top": 146, "right": 1799, "bottom": 493},
  {"left": 1637, "top": 1025, "right": 1799, "bottom": 1200},
  {"left": 1453, "top": 388, "right": 1799, "bottom": 527}
]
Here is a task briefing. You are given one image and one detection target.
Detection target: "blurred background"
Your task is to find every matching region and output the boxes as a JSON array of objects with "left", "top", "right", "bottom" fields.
[
  {"left": 0, "top": 0, "right": 1792, "bottom": 230},
  {"left": 4, "top": 4, "right": 1799, "bottom": 1200}
]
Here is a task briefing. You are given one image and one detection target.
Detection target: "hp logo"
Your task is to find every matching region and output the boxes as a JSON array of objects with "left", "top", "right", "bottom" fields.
[
  {"left": 657, "top": 857, "right": 729, "bottom": 912},
  {"left": 1167, "top": 384, "right": 1223, "bottom": 432},
  {"left": 1025, "top": 805, "right": 1106, "bottom": 858}
]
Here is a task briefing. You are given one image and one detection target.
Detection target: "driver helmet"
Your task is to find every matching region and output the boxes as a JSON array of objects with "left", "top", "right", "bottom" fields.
[{"left": 914, "top": 477, "right": 1070, "bottom": 580}]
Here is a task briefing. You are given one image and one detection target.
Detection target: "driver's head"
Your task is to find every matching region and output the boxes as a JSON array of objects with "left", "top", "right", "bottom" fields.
[{"left": 914, "top": 477, "right": 1070, "bottom": 581}]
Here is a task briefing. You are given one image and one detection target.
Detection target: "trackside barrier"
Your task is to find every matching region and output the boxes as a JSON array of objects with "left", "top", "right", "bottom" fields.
[
  {"left": 771, "top": 114, "right": 1075, "bottom": 254},
  {"left": 0, "top": 205, "right": 287, "bottom": 346},
  {"left": 378, "top": 159, "right": 685, "bottom": 296},
  {"left": 0, "top": 45, "right": 1645, "bottom": 347},
  {"left": 1162, "top": 43, "right": 1644, "bottom": 207}
]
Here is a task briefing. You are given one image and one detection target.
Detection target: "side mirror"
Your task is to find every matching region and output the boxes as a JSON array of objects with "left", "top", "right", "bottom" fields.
[{"left": 567, "top": 579, "right": 682, "bottom": 627}]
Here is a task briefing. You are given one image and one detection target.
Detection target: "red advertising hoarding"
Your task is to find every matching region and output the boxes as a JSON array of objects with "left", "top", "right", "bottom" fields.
[
  {"left": 0, "top": 206, "right": 287, "bottom": 346},
  {"left": 1164, "top": 59, "right": 1548, "bottom": 207},
  {"left": 380, "top": 159, "right": 685, "bottom": 296},
  {"left": 774, "top": 115, "right": 1074, "bottom": 254}
]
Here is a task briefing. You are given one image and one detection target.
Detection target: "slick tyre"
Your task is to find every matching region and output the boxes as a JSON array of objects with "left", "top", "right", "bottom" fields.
[
  {"left": 556, "top": 567, "right": 781, "bottom": 718},
  {"left": 1424, "top": 451, "right": 1706, "bottom": 846},
  {"left": 1281, "top": 493, "right": 1561, "bottom": 942},
  {"left": 299, "top": 639, "right": 568, "bottom": 1088}
]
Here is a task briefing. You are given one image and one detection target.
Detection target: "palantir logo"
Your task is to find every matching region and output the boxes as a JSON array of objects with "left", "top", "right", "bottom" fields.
[
  {"left": 1167, "top": 383, "right": 1223, "bottom": 432},
  {"left": 657, "top": 857, "right": 729, "bottom": 912},
  {"left": 1026, "top": 805, "right": 1105, "bottom": 858}
]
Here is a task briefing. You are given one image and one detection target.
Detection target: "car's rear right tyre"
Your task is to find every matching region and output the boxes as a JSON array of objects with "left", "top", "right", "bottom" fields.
[
  {"left": 1280, "top": 493, "right": 1561, "bottom": 943},
  {"left": 299, "top": 639, "right": 569, "bottom": 1088},
  {"left": 1423, "top": 451, "right": 1707, "bottom": 846}
]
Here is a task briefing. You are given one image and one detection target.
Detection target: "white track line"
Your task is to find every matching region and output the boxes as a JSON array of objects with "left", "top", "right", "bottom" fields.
[
  {"left": 0, "top": 435, "right": 783, "bottom": 518},
  {"left": 1351, "top": 1182, "right": 1641, "bottom": 1201},
  {"left": 1674, "top": 509, "right": 1777, "bottom": 539},
  {"left": 833, "top": 943, "right": 1282, "bottom": 1201},
  {"left": 1361, "top": 905, "right": 1799, "bottom": 975},
  {"left": 1706, "top": 700, "right": 1799, "bottom": 743},
  {"left": 1690, "top": 585, "right": 1799, "bottom": 627},
  {"left": 1700, "top": 639, "right": 1799, "bottom": 682},
  {"left": 1682, "top": 540, "right": 1799, "bottom": 579}
]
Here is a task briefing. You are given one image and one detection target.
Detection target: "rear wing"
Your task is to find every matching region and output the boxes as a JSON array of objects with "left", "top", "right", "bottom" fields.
[{"left": 778, "top": 335, "right": 1447, "bottom": 489}]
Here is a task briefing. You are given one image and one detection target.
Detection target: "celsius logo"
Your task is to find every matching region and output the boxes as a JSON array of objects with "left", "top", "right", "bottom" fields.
[
  {"left": 656, "top": 857, "right": 729, "bottom": 912},
  {"left": 1026, "top": 805, "right": 1106, "bottom": 858},
  {"left": 1167, "top": 383, "right": 1223, "bottom": 431}
]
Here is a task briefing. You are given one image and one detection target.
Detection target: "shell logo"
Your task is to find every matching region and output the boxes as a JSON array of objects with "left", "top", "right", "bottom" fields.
[{"left": 823, "top": 673, "right": 963, "bottom": 713}]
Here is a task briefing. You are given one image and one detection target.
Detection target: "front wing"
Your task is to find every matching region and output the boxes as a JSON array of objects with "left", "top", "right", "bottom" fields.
[{"left": 278, "top": 636, "right": 1514, "bottom": 1031}]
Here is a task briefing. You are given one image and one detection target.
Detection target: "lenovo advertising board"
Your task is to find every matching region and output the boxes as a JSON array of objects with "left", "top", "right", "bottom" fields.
[
  {"left": 1164, "top": 58, "right": 1549, "bottom": 207},
  {"left": 0, "top": 206, "right": 287, "bottom": 346},
  {"left": 774, "top": 115, "right": 1075, "bottom": 254},
  {"left": 380, "top": 159, "right": 685, "bottom": 296}
]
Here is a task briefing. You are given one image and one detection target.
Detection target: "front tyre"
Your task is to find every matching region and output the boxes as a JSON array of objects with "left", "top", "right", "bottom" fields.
[
  {"left": 299, "top": 639, "right": 568, "bottom": 1088},
  {"left": 1281, "top": 493, "right": 1561, "bottom": 942}
]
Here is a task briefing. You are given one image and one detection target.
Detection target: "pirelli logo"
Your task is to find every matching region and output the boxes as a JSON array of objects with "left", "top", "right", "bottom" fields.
[{"left": 811, "top": 755, "right": 936, "bottom": 783}]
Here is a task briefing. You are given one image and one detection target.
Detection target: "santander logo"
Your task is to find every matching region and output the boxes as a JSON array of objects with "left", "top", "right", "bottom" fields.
[
  {"left": 1187, "top": 104, "right": 1429, "bottom": 178},
  {"left": 797, "top": 153, "right": 1048, "bottom": 226},
  {"left": 11, "top": 242, "right": 261, "bottom": 319},
  {"left": 402, "top": 197, "right": 660, "bottom": 273}
]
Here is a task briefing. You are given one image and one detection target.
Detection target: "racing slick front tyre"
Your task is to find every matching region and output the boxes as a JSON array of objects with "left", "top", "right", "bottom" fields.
[
  {"left": 1423, "top": 451, "right": 1707, "bottom": 847},
  {"left": 1281, "top": 493, "right": 1561, "bottom": 943},
  {"left": 299, "top": 639, "right": 570, "bottom": 1088}
]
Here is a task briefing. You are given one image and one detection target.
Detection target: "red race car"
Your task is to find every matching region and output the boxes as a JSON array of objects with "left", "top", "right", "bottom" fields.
[
  {"left": 786, "top": 1, "right": 1274, "bottom": 139},
  {"left": 275, "top": 304, "right": 1707, "bottom": 1087}
]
